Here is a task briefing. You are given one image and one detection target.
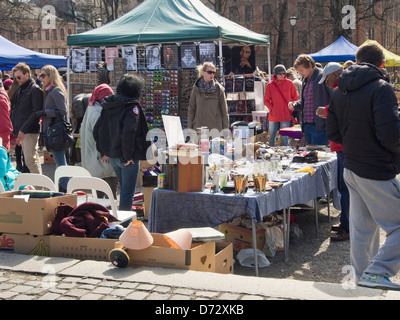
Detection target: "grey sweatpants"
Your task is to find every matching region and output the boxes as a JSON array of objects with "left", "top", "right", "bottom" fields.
[{"left": 344, "top": 169, "right": 400, "bottom": 280}]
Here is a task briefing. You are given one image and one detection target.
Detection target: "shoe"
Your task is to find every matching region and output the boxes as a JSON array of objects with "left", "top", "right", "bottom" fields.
[
  {"left": 330, "top": 228, "right": 350, "bottom": 242},
  {"left": 358, "top": 273, "right": 400, "bottom": 291},
  {"left": 331, "top": 224, "right": 341, "bottom": 232}
]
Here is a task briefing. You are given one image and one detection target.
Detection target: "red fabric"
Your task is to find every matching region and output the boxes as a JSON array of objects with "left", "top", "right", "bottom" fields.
[
  {"left": 264, "top": 75, "right": 298, "bottom": 122},
  {"left": 0, "top": 90, "right": 13, "bottom": 151},
  {"left": 88, "top": 84, "right": 114, "bottom": 107}
]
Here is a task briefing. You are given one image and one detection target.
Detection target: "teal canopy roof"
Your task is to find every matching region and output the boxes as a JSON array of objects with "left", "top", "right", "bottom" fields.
[{"left": 67, "top": 0, "right": 270, "bottom": 47}]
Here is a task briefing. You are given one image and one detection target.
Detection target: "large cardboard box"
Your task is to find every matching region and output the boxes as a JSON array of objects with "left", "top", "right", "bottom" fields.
[
  {"left": 142, "top": 187, "right": 155, "bottom": 220},
  {"left": 50, "top": 235, "right": 117, "bottom": 261},
  {"left": 115, "top": 233, "right": 233, "bottom": 274},
  {"left": 0, "top": 233, "right": 51, "bottom": 256},
  {"left": 219, "top": 222, "right": 266, "bottom": 252},
  {"left": 0, "top": 192, "right": 77, "bottom": 235}
]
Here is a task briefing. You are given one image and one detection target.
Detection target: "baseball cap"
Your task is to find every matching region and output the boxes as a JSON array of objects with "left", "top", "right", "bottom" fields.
[{"left": 319, "top": 62, "right": 344, "bottom": 84}]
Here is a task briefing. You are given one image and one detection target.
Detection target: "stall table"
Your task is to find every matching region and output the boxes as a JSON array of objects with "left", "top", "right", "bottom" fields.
[{"left": 148, "top": 155, "right": 338, "bottom": 275}]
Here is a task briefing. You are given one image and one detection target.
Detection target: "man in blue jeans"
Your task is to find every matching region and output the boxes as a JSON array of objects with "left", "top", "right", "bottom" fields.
[{"left": 289, "top": 55, "right": 330, "bottom": 146}]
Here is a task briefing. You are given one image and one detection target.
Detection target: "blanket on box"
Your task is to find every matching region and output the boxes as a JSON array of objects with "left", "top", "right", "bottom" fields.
[{"left": 50, "top": 202, "right": 119, "bottom": 238}]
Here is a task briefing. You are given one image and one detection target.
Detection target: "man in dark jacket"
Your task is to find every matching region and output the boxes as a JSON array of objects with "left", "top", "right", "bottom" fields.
[
  {"left": 94, "top": 74, "right": 151, "bottom": 211},
  {"left": 327, "top": 42, "right": 400, "bottom": 291},
  {"left": 13, "top": 63, "right": 43, "bottom": 174},
  {"left": 289, "top": 54, "right": 330, "bottom": 146}
]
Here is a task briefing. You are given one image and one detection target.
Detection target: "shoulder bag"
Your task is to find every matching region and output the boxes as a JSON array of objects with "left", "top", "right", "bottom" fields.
[{"left": 45, "top": 115, "right": 76, "bottom": 152}]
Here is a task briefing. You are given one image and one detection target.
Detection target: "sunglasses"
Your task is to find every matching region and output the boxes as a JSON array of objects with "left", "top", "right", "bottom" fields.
[
  {"left": 206, "top": 70, "right": 216, "bottom": 75},
  {"left": 39, "top": 73, "right": 48, "bottom": 78}
]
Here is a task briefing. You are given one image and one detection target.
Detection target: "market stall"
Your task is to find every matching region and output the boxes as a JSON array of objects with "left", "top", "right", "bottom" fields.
[
  {"left": 308, "top": 36, "right": 358, "bottom": 63},
  {"left": 0, "top": 35, "right": 67, "bottom": 70},
  {"left": 66, "top": 0, "right": 270, "bottom": 130}
]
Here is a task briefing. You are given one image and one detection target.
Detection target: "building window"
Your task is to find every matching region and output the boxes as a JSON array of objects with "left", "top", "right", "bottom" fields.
[
  {"left": 298, "top": 2, "right": 307, "bottom": 20},
  {"left": 52, "top": 29, "right": 57, "bottom": 41},
  {"left": 37, "top": 29, "right": 42, "bottom": 40},
  {"left": 297, "top": 30, "right": 308, "bottom": 49},
  {"left": 60, "top": 28, "right": 65, "bottom": 40},
  {"left": 262, "top": 4, "right": 272, "bottom": 23},
  {"left": 45, "top": 30, "right": 50, "bottom": 40},
  {"left": 244, "top": 5, "right": 254, "bottom": 22}
]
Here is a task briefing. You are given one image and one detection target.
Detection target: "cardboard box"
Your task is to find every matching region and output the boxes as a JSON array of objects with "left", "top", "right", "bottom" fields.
[
  {"left": 50, "top": 235, "right": 117, "bottom": 261},
  {"left": 0, "top": 192, "right": 77, "bottom": 235},
  {"left": 142, "top": 187, "right": 155, "bottom": 220},
  {"left": 219, "top": 222, "right": 266, "bottom": 252},
  {"left": 114, "top": 233, "right": 233, "bottom": 274},
  {"left": 0, "top": 233, "right": 51, "bottom": 256}
]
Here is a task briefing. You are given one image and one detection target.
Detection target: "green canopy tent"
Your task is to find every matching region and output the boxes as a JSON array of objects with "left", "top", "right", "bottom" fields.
[{"left": 67, "top": 0, "right": 270, "bottom": 74}]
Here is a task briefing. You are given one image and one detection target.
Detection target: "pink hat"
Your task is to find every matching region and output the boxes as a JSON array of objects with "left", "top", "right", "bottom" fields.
[{"left": 3, "top": 79, "right": 12, "bottom": 88}]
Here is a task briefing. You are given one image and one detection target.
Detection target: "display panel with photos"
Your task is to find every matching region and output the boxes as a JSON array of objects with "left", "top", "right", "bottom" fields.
[
  {"left": 199, "top": 43, "right": 216, "bottom": 66},
  {"left": 146, "top": 45, "right": 161, "bottom": 70},
  {"left": 180, "top": 43, "right": 197, "bottom": 69},
  {"left": 231, "top": 45, "right": 256, "bottom": 74},
  {"left": 88, "top": 48, "right": 102, "bottom": 72},
  {"left": 122, "top": 46, "right": 137, "bottom": 71},
  {"left": 105, "top": 47, "right": 119, "bottom": 71},
  {"left": 162, "top": 44, "right": 178, "bottom": 70},
  {"left": 71, "top": 48, "right": 87, "bottom": 73}
]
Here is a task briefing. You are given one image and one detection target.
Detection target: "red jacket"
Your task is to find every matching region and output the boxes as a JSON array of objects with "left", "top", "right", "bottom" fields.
[
  {"left": 0, "top": 89, "right": 13, "bottom": 151},
  {"left": 264, "top": 75, "right": 298, "bottom": 122}
]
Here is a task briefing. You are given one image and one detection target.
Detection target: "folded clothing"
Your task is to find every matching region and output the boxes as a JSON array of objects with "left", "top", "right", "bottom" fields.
[{"left": 51, "top": 202, "right": 119, "bottom": 238}]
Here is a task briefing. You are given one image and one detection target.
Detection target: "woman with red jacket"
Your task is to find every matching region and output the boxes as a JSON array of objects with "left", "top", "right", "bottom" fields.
[
  {"left": 264, "top": 65, "right": 298, "bottom": 146},
  {"left": 0, "top": 81, "right": 13, "bottom": 151}
]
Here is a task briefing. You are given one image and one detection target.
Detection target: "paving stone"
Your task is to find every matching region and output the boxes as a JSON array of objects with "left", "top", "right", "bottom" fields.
[
  {"left": 146, "top": 292, "right": 171, "bottom": 300},
  {"left": 219, "top": 292, "right": 240, "bottom": 300},
  {"left": 10, "top": 285, "right": 34, "bottom": 293},
  {"left": 92, "top": 286, "right": 114, "bottom": 295},
  {"left": 57, "top": 282, "right": 76, "bottom": 290},
  {"left": 13, "top": 294, "right": 35, "bottom": 300},
  {"left": 119, "top": 282, "right": 139, "bottom": 289},
  {"left": 173, "top": 288, "right": 195, "bottom": 296},
  {"left": 80, "top": 293, "right": 104, "bottom": 300},
  {"left": 170, "top": 294, "right": 192, "bottom": 300},
  {"left": 98, "top": 280, "right": 121, "bottom": 287},
  {"left": 240, "top": 294, "right": 264, "bottom": 300},
  {"left": 0, "top": 283, "right": 15, "bottom": 290},
  {"left": 153, "top": 286, "right": 171, "bottom": 294},
  {"left": 77, "top": 278, "right": 102, "bottom": 285},
  {"left": 125, "top": 291, "right": 149, "bottom": 300},
  {"left": 66, "top": 288, "right": 91, "bottom": 298},
  {"left": 195, "top": 291, "right": 219, "bottom": 299},
  {"left": 136, "top": 284, "right": 155, "bottom": 291},
  {"left": 78, "top": 284, "right": 96, "bottom": 291},
  {"left": 111, "top": 288, "right": 134, "bottom": 297},
  {"left": 38, "top": 292, "right": 61, "bottom": 300},
  {"left": 0, "top": 291, "right": 18, "bottom": 299}
]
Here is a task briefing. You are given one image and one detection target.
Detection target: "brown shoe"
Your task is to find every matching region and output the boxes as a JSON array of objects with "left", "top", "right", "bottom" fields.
[{"left": 330, "top": 229, "right": 350, "bottom": 242}]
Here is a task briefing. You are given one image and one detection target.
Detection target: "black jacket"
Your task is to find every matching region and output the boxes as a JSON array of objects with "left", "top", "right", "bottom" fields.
[
  {"left": 93, "top": 94, "right": 151, "bottom": 161},
  {"left": 327, "top": 63, "right": 400, "bottom": 180},
  {"left": 13, "top": 78, "right": 43, "bottom": 134}
]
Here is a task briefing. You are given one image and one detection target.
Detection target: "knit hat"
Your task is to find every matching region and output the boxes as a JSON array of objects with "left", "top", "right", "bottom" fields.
[
  {"left": 319, "top": 62, "right": 343, "bottom": 84},
  {"left": 3, "top": 79, "right": 12, "bottom": 88},
  {"left": 274, "top": 64, "right": 286, "bottom": 75}
]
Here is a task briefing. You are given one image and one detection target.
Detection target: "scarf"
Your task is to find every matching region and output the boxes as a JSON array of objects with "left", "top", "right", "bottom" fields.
[
  {"left": 198, "top": 77, "right": 217, "bottom": 93},
  {"left": 88, "top": 84, "right": 114, "bottom": 106}
]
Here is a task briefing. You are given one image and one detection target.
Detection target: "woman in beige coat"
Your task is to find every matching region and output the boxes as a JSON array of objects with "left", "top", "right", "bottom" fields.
[{"left": 188, "top": 62, "right": 229, "bottom": 133}]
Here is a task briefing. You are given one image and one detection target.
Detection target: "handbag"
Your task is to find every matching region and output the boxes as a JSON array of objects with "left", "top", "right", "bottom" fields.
[{"left": 44, "top": 115, "right": 76, "bottom": 152}]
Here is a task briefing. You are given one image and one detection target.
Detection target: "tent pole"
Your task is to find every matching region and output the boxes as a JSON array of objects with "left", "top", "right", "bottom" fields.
[
  {"left": 267, "top": 45, "right": 271, "bottom": 81},
  {"left": 218, "top": 39, "right": 224, "bottom": 82},
  {"left": 67, "top": 48, "right": 71, "bottom": 121}
]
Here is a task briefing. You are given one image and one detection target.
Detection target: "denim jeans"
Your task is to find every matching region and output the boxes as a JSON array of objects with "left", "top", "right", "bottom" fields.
[
  {"left": 268, "top": 121, "right": 291, "bottom": 146},
  {"left": 52, "top": 150, "right": 68, "bottom": 191},
  {"left": 336, "top": 151, "right": 350, "bottom": 232},
  {"left": 109, "top": 158, "right": 140, "bottom": 211},
  {"left": 303, "top": 123, "right": 329, "bottom": 146}
]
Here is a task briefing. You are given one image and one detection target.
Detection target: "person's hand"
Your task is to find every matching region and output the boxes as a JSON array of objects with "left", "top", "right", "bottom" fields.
[
  {"left": 102, "top": 155, "right": 110, "bottom": 164},
  {"left": 316, "top": 106, "right": 327, "bottom": 119},
  {"left": 124, "top": 159, "right": 135, "bottom": 166},
  {"left": 288, "top": 102, "right": 295, "bottom": 111},
  {"left": 16, "top": 131, "right": 25, "bottom": 146},
  {"left": 240, "top": 59, "right": 251, "bottom": 69}
]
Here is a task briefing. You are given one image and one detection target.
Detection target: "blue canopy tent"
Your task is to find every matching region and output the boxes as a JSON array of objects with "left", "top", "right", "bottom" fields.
[
  {"left": 308, "top": 36, "right": 358, "bottom": 62},
  {"left": 0, "top": 35, "right": 67, "bottom": 71}
]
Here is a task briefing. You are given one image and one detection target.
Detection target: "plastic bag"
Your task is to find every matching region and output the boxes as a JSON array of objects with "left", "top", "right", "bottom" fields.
[
  {"left": 263, "top": 226, "right": 284, "bottom": 257},
  {"left": 236, "top": 249, "right": 270, "bottom": 268}
]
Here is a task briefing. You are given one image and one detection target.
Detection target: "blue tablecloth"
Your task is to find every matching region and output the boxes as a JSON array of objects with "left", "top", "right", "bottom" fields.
[{"left": 148, "top": 156, "right": 338, "bottom": 233}]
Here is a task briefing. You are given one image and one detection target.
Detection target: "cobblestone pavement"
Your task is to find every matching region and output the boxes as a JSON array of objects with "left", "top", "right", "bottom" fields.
[{"left": 0, "top": 270, "right": 277, "bottom": 301}]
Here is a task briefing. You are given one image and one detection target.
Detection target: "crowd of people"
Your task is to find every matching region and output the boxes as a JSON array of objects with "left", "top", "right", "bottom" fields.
[{"left": 0, "top": 40, "right": 399, "bottom": 291}]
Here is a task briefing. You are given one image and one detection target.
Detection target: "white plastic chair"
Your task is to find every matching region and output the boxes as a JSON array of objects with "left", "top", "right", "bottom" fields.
[
  {"left": 0, "top": 181, "right": 5, "bottom": 193},
  {"left": 55, "top": 165, "right": 113, "bottom": 207},
  {"left": 67, "top": 176, "right": 136, "bottom": 225},
  {"left": 14, "top": 173, "right": 57, "bottom": 191},
  {"left": 54, "top": 165, "right": 92, "bottom": 192}
]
